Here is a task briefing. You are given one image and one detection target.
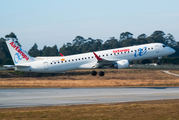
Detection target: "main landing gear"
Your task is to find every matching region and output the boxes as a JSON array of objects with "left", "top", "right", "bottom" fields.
[{"left": 91, "top": 70, "right": 105, "bottom": 76}]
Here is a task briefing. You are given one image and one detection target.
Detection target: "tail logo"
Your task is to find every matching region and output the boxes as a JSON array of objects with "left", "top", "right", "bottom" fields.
[
  {"left": 9, "top": 42, "right": 29, "bottom": 61},
  {"left": 14, "top": 53, "right": 23, "bottom": 64},
  {"left": 134, "top": 47, "right": 147, "bottom": 57}
]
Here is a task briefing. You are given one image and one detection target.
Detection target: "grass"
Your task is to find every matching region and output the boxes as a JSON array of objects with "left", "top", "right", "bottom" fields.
[
  {"left": 0, "top": 69, "right": 179, "bottom": 88},
  {"left": 0, "top": 69, "right": 179, "bottom": 119},
  {"left": 0, "top": 99, "right": 179, "bottom": 120}
]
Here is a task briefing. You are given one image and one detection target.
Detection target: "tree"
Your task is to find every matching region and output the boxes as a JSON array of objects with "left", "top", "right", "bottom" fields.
[
  {"left": 150, "top": 30, "right": 165, "bottom": 43},
  {"left": 59, "top": 44, "right": 69, "bottom": 55},
  {"left": 5, "top": 32, "right": 17, "bottom": 40},
  {"left": 119, "top": 32, "right": 133, "bottom": 41},
  {"left": 0, "top": 37, "right": 11, "bottom": 60},
  {"left": 137, "top": 34, "right": 147, "bottom": 39},
  {"left": 5, "top": 32, "right": 21, "bottom": 47},
  {"left": 92, "top": 39, "right": 103, "bottom": 51},
  {"left": 165, "top": 33, "right": 178, "bottom": 46},
  {"left": 42, "top": 45, "right": 59, "bottom": 56},
  {"left": 72, "top": 36, "right": 86, "bottom": 46},
  {"left": 136, "top": 34, "right": 148, "bottom": 45},
  {"left": 28, "top": 43, "right": 40, "bottom": 57},
  {"left": 51, "top": 45, "right": 59, "bottom": 56},
  {"left": 101, "top": 38, "right": 119, "bottom": 50},
  {"left": 120, "top": 38, "right": 136, "bottom": 47},
  {"left": 151, "top": 30, "right": 165, "bottom": 37}
]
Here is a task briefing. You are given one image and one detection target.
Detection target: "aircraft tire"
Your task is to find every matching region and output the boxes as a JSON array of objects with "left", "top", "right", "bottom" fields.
[
  {"left": 91, "top": 71, "right": 97, "bottom": 76},
  {"left": 99, "top": 71, "right": 105, "bottom": 76}
]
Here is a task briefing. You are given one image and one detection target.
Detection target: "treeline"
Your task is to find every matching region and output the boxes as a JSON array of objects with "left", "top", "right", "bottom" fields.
[
  {"left": 0, "top": 31, "right": 179, "bottom": 65},
  {"left": 59, "top": 31, "right": 178, "bottom": 57}
]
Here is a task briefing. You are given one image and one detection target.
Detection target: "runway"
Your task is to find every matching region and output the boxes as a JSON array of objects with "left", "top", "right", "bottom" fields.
[{"left": 0, "top": 87, "right": 179, "bottom": 108}]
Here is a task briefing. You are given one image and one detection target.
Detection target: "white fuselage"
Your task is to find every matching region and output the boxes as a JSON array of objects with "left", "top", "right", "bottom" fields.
[{"left": 15, "top": 43, "right": 175, "bottom": 73}]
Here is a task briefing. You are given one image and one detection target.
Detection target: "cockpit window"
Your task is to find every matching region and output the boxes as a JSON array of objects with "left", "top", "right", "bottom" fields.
[{"left": 162, "top": 44, "right": 166, "bottom": 47}]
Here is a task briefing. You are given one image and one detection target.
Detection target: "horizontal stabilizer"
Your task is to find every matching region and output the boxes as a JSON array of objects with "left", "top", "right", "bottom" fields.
[
  {"left": 3, "top": 65, "right": 15, "bottom": 68},
  {"left": 15, "top": 65, "right": 30, "bottom": 68}
]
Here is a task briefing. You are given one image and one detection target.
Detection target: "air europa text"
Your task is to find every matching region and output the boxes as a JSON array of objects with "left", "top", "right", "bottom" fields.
[
  {"left": 113, "top": 49, "right": 130, "bottom": 53},
  {"left": 10, "top": 42, "right": 29, "bottom": 60}
]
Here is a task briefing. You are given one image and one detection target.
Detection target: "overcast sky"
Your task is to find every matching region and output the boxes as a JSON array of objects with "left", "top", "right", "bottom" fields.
[{"left": 1, "top": 0, "right": 179, "bottom": 51}]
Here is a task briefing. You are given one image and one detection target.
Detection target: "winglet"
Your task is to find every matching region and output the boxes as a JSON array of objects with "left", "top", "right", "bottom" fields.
[
  {"left": 93, "top": 52, "right": 102, "bottom": 60},
  {"left": 60, "top": 53, "right": 64, "bottom": 57}
]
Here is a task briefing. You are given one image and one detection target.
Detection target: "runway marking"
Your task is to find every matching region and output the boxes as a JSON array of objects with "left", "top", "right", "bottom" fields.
[
  {"left": 0, "top": 96, "right": 98, "bottom": 101},
  {"left": 0, "top": 95, "right": 141, "bottom": 102},
  {"left": 162, "top": 70, "right": 179, "bottom": 77},
  {"left": 152, "top": 93, "right": 179, "bottom": 97},
  {"left": 53, "top": 97, "right": 97, "bottom": 101},
  {"left": 101, "top": 95, "right": 140, "bottom": 99}
]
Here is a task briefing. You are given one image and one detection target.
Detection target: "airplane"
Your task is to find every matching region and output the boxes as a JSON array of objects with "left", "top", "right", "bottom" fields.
[{"left": 5, "top": 38, "right": 175, "bottom": 76}]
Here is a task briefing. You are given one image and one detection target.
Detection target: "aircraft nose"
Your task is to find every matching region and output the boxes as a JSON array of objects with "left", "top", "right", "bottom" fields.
[{"left": 170, "top": 48, "right": 175, "bottom": 54}]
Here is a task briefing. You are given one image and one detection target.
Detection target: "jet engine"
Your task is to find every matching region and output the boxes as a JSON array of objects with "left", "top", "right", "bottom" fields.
[{"left": 113, "top": 60, "right": 129, "bottom": 69}]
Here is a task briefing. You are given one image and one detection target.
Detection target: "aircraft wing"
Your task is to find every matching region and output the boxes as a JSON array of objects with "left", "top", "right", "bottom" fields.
[{"left": 93, "top": 52, "right": 116, "bottom": 68}]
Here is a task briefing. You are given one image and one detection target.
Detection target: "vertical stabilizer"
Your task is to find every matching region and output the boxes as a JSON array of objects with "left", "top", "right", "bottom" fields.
[{"left": 5, "top": 39, "right": 34, "bottom": 65}]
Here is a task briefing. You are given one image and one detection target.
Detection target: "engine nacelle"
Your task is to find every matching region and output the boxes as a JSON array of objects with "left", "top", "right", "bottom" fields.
[{"left": 113, "top": 60, "right": 129, "bottom": 69}]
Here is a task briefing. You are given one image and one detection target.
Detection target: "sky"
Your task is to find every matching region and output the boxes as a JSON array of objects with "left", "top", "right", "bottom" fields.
[{"left": 1, "top": 0, "right": 179, "bottom": 51}]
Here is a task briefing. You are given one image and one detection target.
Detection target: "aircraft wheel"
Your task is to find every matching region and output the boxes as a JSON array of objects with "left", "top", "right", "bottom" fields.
[
  {"left": 99, "top": 71, "right": 105, "bottom": 76},
  {"left": 91, "top": 71, "right": 97, "bottom": 76}
]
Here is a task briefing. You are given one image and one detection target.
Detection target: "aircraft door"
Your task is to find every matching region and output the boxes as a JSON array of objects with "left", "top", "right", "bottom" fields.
[
  {"left": 44, "top": 62, "right": 48, "bottom": 70},
  {"left": 155, "top": 45, "right": 160, "bottom": 53}
]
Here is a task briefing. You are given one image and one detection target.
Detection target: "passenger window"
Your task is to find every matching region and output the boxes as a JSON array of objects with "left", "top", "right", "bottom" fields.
[
  {"left": 106, "top": 54, "right": 108, "bottom": 56},
  {"left": 61, "top": 61, "right": 63, "bottom": 63},
  {"left": 148, "top": 48, "right": 150, "bottom": 50},
  {"left": 88, "top": 57, "right": 90, "bottom": 59},
  {"left": 103, "top": 55, "right": 104, "bottom": 57},
  {"left": 82, "top": 58, "right": 84, "bottom": 60},
  {"left": 114, "top": 53, "right": 116, "bottom": 55},
  {"left": 118, "top": 52, "right": 119, "bottom": 54},
  {"left": 76, "top": 59, "right": 77, "bottom": 61},
  {"left": 65, "top": 60, "right": 67, "bottom": 62},
  {"left": 85, "top": 57, "right": 87, "bottom": 59},
  {"left": 131, "top": 50, "right": 133, "bottom": 52},
  {"left": 72, "top": 59, "right": 74, "bottom": 61},
  {"left": 54, "top": 62, "right": 56, "bottom": 64},
  {"left": 110, "top": 54, "right": 112, "bottom": 55},
  {"left": 51, "top": 63, "right": 52, "bottom": 64},
  {"left": 151, "top": 47, "right": 153, "bottom": 49},
  {"left": 92, "top": 56, "right": 94, "bottom": 58},
  {"left": 79, "top": 58, "right": 80, "bottom": 60},
  {"left": 68, "top": 60, "right": 70, "bottom": 62}
]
